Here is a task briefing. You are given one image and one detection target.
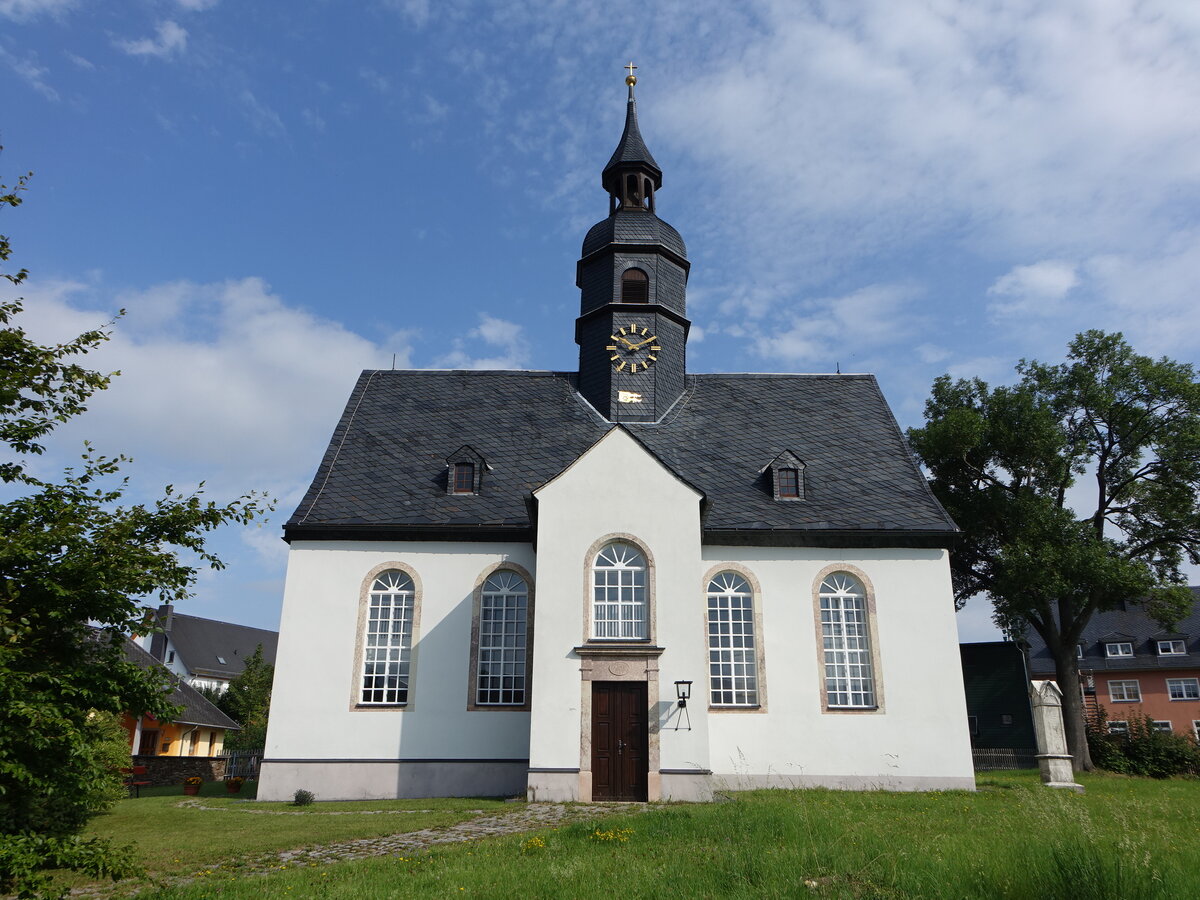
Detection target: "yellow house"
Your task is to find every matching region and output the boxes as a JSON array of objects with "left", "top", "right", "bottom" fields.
[{"left": 122, "top": 638, "right": 240, "bottom": 757}]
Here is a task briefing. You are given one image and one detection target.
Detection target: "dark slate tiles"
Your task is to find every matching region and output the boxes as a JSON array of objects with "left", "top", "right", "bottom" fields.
[
  {"left": 287, "top": 370, "right": 957, "bottom": 540},
  {"left": 581, "top": 210, "right": 687, "bottom": 258}
]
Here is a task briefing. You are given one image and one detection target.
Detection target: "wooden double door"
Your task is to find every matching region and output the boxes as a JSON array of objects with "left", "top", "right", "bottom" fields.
[{"left": 591, "top": 681, "right": 648, "bottom": 801}]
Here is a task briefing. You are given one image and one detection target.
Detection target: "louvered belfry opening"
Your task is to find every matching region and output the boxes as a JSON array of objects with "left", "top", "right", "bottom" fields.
[{"left": 621, "top": 268, "right": 649, "bottom": 303}]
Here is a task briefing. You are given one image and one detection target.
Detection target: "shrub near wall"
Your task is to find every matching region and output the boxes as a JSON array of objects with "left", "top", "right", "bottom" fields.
[
  {"left": 130, "top": 756, "right": 227, "bottom": 787},
  {"left": 1087, "top": 714, "right": 1200, "bottom": 778}
]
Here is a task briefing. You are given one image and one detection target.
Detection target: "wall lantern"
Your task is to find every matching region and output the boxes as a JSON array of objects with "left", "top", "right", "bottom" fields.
[{"left": 674, "top": 680, "right": 693, "bottom": 708}]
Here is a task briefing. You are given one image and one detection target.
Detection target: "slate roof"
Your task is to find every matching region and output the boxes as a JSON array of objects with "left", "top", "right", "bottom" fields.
[
  {"left": 123, "top": 639, "right": 241, "bottom": 730},
  {"left": 286, "top": 370, "right": 958, "bottom": 545},
  {"left": 603, "top": 89, "right": 662, "bottom": 184},
  {"left": 1026, "top": 588, "right": 1200, "bottom": 675},
  {"left": 581, "top": 209, "right": 687, "bottom": 259},
  {"left": 157, "top": 608, "right": 278, "bottom": 681}
]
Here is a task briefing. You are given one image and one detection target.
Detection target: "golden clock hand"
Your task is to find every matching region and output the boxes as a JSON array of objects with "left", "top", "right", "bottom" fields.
[{"left": 629, "top": 335, "right": 658, "bottom": 349}]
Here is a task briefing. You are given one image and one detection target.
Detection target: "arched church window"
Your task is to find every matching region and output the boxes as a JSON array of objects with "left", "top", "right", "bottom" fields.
[
  {"left": 706, "top": 572, "right": 760, "bottom": 706},
  {"left": 592, "top": 542, "right": 647, "bottom": 640},
  {"left": 474, "top": 570, "right": 529, "bottom": 705},
  {"left": 360, "top": 569, "right": 416, "bottom": 705},
  {"left": 817, "top": 572, "right": 876, "bottom": 709},
  {"left": 621, "top": 268, "right": 649, "bottom": 303}
]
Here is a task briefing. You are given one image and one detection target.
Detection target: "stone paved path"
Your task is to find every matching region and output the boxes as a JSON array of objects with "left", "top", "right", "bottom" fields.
[{"left": 73, "top": 800, "right": 650, "bottom": 897}]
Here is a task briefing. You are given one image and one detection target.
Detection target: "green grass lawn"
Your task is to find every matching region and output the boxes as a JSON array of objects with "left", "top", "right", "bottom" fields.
[{"left": 77, "top": 771, "right": 1200, "bottom": 899}]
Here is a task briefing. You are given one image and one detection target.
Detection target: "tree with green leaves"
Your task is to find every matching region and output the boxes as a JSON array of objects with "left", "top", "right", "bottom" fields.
[
  {"left": 0, "top": 166, "right": 270, "bottom": 898},
  {"left": 908, "top": 331, "right": 1200, "bottom": 771},
  {"left": 199, "top": 644, "right": 274, "bottom": 751}
]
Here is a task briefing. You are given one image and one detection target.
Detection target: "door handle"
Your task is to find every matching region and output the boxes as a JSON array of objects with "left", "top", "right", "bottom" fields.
[{"left": 617, "top": 739, "right": 624, "bottom": 755}]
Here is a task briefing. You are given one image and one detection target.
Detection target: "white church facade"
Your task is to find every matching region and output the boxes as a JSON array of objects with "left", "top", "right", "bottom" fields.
[{"left": 258, "top": 75, "right": 975, "bottom": 803}]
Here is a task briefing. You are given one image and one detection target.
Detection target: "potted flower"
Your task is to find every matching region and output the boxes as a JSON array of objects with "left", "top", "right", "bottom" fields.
[
  {"left": 226, "top": 776, "right": 245, "bottom": 794},
  {"left": 183, "top": 776, "right": 203, "bottom": 796}
]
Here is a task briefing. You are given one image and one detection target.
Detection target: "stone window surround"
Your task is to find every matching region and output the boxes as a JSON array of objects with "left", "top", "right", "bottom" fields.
[
  {"left": 701, "top": 562, "right": 768, "bottom": 713},
  {"left": 581, "top": 532, "right": 657, "bottom": 646},
  {"left": 811, "top": 563, "right": 885, "bottom": 715},
  {"left": 465, "top": 561, "right": 535, "bottom": 712},
  {"left": 349, "top": 561, "right": 424, "bottom": 712}
]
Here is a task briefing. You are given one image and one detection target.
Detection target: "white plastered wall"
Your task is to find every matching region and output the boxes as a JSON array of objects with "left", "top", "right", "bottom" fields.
[
  {"left": 528, "top": 427, "right": 710, "bottom": 801},
  {"left": 701, "top": 545, "right": 975, "bottom": 790},
  {"left": 258, "top": 540, "right": 535, "bottom": 801}
]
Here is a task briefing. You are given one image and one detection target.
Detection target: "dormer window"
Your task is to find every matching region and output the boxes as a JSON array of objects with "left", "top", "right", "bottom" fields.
[
  {"left": 453, "top": 463, "right": 475, "bottom": 494},
  {"left": 621, "top": 268, "right": 649, "bottom": 303},
  {"left": 1076, "top": 644, "right": 1084, "bottom": 659},
  {"left": 778, "top": 468, "right": 800, "bottom": 498},
  {"left": 1105, "top": 642, "right": 1133, "bottom": 658},
  {"left": 1158, "top": 640, "right": 1187, "bottom": 656},
  {"left": 445, "top": 445, "right": 486, "bottom": 496},
  {"left": 763, "top": 451, "right": 806, "bottom": 501}
]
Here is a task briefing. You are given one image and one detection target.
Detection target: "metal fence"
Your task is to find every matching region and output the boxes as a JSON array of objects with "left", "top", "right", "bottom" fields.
[
  {"left": 219, "top": 748, "right": 264, "bottom": 780},
  {"left": 972, "top": 748, "right": 1037, "bottom": 771}
]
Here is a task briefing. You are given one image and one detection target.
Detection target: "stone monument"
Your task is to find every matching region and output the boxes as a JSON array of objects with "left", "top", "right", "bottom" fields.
[{"left": 1029, "top": 680, "right": 1084, "bottom": 792}]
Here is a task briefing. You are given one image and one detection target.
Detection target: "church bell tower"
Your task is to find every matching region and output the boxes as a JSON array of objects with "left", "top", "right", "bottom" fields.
[{"left": 576, "top": 66, "right": 691, "bottom": 423}]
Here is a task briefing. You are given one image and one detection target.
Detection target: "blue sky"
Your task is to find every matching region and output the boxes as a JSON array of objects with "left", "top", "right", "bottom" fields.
[{"left": 3, "top": 1, "right": 1199, "bottom": 642}]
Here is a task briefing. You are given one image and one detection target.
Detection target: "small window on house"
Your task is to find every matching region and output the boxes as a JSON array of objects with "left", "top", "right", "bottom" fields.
[
  {"left": 1000, "top": 714, "right": 1014, "bottom": 726},
  {"left": 452, "top": 462, "right": 475, "bottom": 494},
  {"left": 1108, "top": 720, "right": 1128, "bottom": 735},
  {"left": 1105, "top": 642, "right": 1133, "bottom": 658},
  {"left": 968, "top": 715, "right": 979, "bottom": 736},
  {"left": 621, "top": 268, "right": 649, "bottom": 303},
  {"left": 1166, "top": 677, "right": 1200, "bottom": 701},
  {"left": 167, "top": 650, "right": 175, "bottom": 664},
  {"left": 216, "top": 656, "right": 226, "bottom": 665},
  {"left": 778, "top": 468, "right": 800, "bottom": 498},
  {"left": 1152, "top": 720, "right": 1173, "bottom": 733},
  {"left": 1075, "top": 644, "right": 1084, "bottom": 659},
  {"left": 1108, "top": 680, "right": 1141, "bottom": 702},
  {"left": 1193, "top": 720, "right": 1200, "bottom": 741},
  {"left": 1157, "top": 640, "right": 1187, "bottom": 656}
]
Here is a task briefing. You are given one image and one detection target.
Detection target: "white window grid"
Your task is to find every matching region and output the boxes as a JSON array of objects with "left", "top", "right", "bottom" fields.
[
  {"left": 1105, "top": 642, "right": 1133, "bottom": 658},
  {"left": 1193, "top": 721, "right": 1200, "bottom": 741},
  {"left": 1108, "top": 679, "right": 1141, "bottom": 703},
  {"left": 476, "top": 571, "right": 528, "bottom": 705},
  {"left": 1157, "top": 640, "right": 1187, "bottom": 656},
  {"left": 1152, "top": 720, "right": 1173, "bottom": 733},
  {"left": 820, "top": 572, "right": 876, "bottom": 708},
  {"left": 360, "top": 570, "right": 415, "bottom": 705},
  {"left": 592, "top": 543, "right": 647, "bottom": 640},
  {"left": 1108, "top": 720, "right": 1128, "bottom": 734},
  {"left": 1166, "top": 678, "right": 1200, "bottom": 701},
  {"left": 707, "top": 572, "right": 759, "bottom": 706}
]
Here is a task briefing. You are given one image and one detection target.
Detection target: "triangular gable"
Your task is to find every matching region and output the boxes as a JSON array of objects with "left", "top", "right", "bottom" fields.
[{"left": 533, "top": 425, "right": 704, "bottom": 502}]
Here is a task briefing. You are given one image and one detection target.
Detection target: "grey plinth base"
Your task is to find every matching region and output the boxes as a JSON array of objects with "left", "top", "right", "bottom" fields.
[
  {"left": 1044, "top": 781, "right": 1085, "bottom": 792},
  {"left": 1036, "top": 753, "right": 1083, "bottom": 792}
]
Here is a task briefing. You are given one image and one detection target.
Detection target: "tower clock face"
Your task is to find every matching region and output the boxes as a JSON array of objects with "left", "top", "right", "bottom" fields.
[{"left": 606, "top": 324, "right": 661, "bottom": 374}]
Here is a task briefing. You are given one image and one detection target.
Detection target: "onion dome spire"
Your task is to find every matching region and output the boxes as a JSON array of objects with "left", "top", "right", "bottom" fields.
[{"left": 602, "top": 63, "right": 663, "bottom": 213}]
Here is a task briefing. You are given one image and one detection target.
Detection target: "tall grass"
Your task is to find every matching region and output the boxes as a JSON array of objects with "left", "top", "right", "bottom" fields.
[{"left": 137, "top": 772, "right": 1200, "bottom": 900}]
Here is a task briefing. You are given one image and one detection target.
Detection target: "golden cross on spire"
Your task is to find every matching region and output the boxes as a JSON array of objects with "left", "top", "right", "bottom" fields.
[{"left": 625, "top": 61, "right": 638, "bottom": 86}]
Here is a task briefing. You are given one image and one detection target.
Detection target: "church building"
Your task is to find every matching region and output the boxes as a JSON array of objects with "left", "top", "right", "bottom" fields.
[{"left": 258, "top": 73, "right": 975, "bottom": 802}]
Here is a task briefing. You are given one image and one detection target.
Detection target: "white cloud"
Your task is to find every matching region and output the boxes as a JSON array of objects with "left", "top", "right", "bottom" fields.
[
  {"left": 359, "top": 67, "right": 391, "bottom": 94},
  {"left": 176, "top": 0, "right": 218, "bottom": 9},
  {"left": 116, "top": 21, "right": 188, "bottom": 60},
  {"left": 383, "top": 0, "right": 430, "bottom": 28},
  {"left": 0, "top": 46, "right": 58, "bottom": 101},
  {"left": 239, "top": 90, "right": 285, "bottom": 137},
  {"left": 987, "top": 260, "right": 1079, "bottom": 317},
  {"left": 0, "top": 0, "right": 74, "bottom": 21},
  {"left": 435, "top": 313, "right": 530, "bottom": 369},
  {"left": 64, "top": 51, "right": 94, "bottom": 70},
  {"left": 8, "top": 276, "right": 407, "bottom": 500}
]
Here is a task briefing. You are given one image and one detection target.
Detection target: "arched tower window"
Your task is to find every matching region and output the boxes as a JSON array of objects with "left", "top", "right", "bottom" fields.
[
  {"left": 592, "top": 542, "right": 647, "bottom": 640},
  {"left": 621, "top": 268, "right": 649, "bottom": 303}
]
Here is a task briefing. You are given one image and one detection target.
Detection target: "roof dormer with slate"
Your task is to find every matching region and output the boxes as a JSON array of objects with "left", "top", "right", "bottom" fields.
[{"left": 576, "top": 70, "right": 691, "bottom": 424}]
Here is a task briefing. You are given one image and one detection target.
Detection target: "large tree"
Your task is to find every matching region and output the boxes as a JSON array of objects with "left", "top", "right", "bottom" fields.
[
  {"left": 0, "top": 167, "right": 269, "bottom": 898},
  {"left": 199, "top": 644, "right": 274, "bottom": 751},
  {"left": 907, "top": 331, "right": 1200, "bottom": 770}
]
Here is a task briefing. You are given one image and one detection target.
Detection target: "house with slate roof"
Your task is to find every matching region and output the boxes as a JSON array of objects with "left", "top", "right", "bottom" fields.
[
  {"left": 258, "top": 73, "right": 975, "bottom": 802},
  {"left": 140, "top": 604, "right": 278, "bottom": 693},
  {"left": 121, "top": 638, "right": 240, "bottom": 758},
  {"left": 1025, "top": 588, "right": 1200, "bottom": 741}
]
